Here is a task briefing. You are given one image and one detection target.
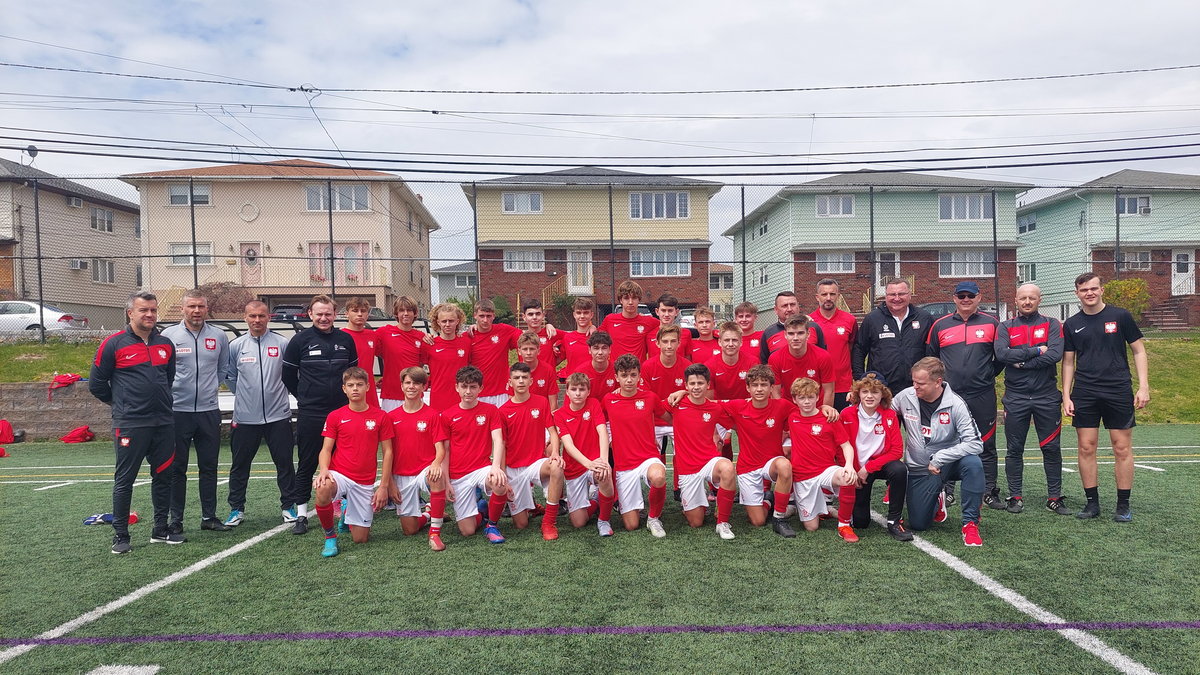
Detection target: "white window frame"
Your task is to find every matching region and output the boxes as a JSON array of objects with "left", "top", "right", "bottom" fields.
[
  {"left": 816, "top": 195, "right": 854, "bottom": 217},
  {"left": 504, "top": 249, "right": 546, "bottom": 272},
  {"left": 938, "top": 193, "right": 994, "bottom": 221},
  {"left": 501, "top": 192, "right": 543, "bottom": 214},
  {"left": 91, "top": 258, "right": 116, "bottom": 284},
  {"left": 1116, "top": 195, "right": 1151, "bottom": 216},
  {"left": 1018, "top": 214, "right": 1037, "bottom": 234},
  {"left": 454, "top": 274, "right": 477, "bottom": 288},
  {"left": 629, "top": 248, "right": 691, "bottom": 277},
  {"left": 709, "top": 273, "right": 733, "bottom": 290},
  {"left": 168, "top": 184, "right": 210, "bottom": 206},
  {"left": 305, "top": 184, "right": 370, "bottom": 212},
  {"left": 752, "top": 266, "right": 769, "bottom": 288},
  {"left": 90, "top": 207, "right": 113, "bottom": 233},
  {"left": 815, "top": 252, "right": 855, "bottom": 274},
  {"left": 629, "top": 192, "right": 690, "bottom": 220},
  {"left": 1017, "top": 262, "right": 1037, "bottom": 282},
  {"left": 938, "top": 249, "right": 996, "bottom": 277},
  {"left": 168, "top": 242, "right": 214, "bottom": 266},
  {"left": 1119, "top": 250, "right": 1152, "bottom": 271}
]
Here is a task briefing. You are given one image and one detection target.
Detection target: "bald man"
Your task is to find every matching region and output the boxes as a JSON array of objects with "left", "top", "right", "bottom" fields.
[{"left": 994, "top": 284, "right": 1069, "bottom": 515}]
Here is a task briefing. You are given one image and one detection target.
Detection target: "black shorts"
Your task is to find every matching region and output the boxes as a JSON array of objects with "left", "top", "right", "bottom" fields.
[{"left": 1071, "top": 391, "right": 1136, "bottom": 430}]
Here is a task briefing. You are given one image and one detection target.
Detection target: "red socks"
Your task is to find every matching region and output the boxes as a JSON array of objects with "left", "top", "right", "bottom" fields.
[
  {"left": 716, "top": 487, "right": 735, "bottom": 524},
  {"left": 429, "top": 490, "right": 446, "bottom": 535},
  {"left": 648, "top": 485, "right": 666, "bottom": 519},
  {"left": 598, "top": 492, "right": 614, "bottom": 521},
  {"left": 544, "top": 501, "right": 560, "bottom": 523},
  {"left": 838, "top": 485, "right": 857, "bottom": 525},
  {"left": 773, "top": 490, "right": 791, "bottom": 515},
  {"left": 316, "top": 502, "right": 336, "bottom": 537},
  {"left": 488, "top": 492, "right": 507, "bottom": 523}
]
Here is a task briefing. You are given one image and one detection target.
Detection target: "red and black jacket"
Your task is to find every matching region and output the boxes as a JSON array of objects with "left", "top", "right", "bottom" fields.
[
  {"left": 89, "top": 326, "right": 176, "bottom": 429},
  {"left": 995, "top": 312, "right": 1063, "bottom": 398},
  {"left": 926, "top": 311, "right": 1002, "bottom": 397}
]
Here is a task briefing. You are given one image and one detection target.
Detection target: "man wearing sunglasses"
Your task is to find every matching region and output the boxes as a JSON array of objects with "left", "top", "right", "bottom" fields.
[{"left": 927, "top": 281, "right": 1004, "bottom": 513}]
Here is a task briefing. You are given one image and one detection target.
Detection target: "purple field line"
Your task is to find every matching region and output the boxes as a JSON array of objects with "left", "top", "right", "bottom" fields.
[{"left": 3, "top": 620, "right": 1198, "bottom": 648}]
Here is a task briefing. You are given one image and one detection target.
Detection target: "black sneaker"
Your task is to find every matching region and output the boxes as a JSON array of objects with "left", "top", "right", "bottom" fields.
[
  {"left": 886, "top": 520, "right": 914, "bottom": 542},
  {"left": 1113, "top": 504, "right": 1133, "bottom": 523},
  {"left": 168, "top": 521, "right": 185, "bottom": 535},
  {"left": 201, "top": 518, "right": 231, "bottom": 532},
  {"left": 673, "top": 489, "right": 682, "bottom": 502},
  {"left": 292, "top": 516, "right": 309, "bottom": 535},
  {"left": 150, "top": 529, "right": 186, "bottom": 544},
  {"left": 1076, "top": 501, "right": 1101, "bottom": 519},
  {"left": 983, "top": 492, "right": 1005, "bottom": 510},
  {"left": 943, "top": 485, "right": 956, "bottom": 507},
  {"left": 770, "top": 516, "right": 796, "bottom": 538},
  {"left": 111, "top": 537, "right": 132, "bottom": 554},
  {"left": 1046, "top": 497, "right": 1072, "bottom": 515},
  {"left": 1005, "top": 496, "right": 1024, "bottom": 514}
]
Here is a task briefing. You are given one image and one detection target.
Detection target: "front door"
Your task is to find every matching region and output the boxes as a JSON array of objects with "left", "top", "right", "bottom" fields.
[
  {"left": 567, "top": 250, "right": 593, "bottom": 295},
  {"left": 1172, "top": 249, "right": 1195, "bottom": 295},
  {"left": 874, "top": 252, "right": 899, "bottom": 297},
  {"left": 240, "top": 243, "right": 262, "bottom": 286}
]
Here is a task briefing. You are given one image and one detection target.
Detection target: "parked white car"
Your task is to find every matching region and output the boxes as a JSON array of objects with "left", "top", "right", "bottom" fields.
[{"left": 0, "top": 301, "right": 89, "bottom": 331}]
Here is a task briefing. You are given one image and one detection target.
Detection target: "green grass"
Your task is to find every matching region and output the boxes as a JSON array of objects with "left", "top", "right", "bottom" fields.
[
  {"left": 2, "top": 427, "right": 1198, "bottom": 673},
  {"left": 0, "top": 341, "right": 101, "bottom": 382}
]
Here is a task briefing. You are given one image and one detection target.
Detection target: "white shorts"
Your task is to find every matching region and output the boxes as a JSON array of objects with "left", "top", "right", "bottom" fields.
[
  {"left": 564, "top": 472, "right": 596, "bottom": 513},
  {"left": 392, "top": 468, "right": 432, "bottom": 517},
  {"left": 615, "top": 458, "right": 666, "bottom": 514},
  {"left": 480, "top": 393, "right": 508, "bottom": 408},
  {"left": 654, "top": 425, "right": 673, "bottom": 451},
  {"left": 679, "top": 456, "right": 726, "bottom": 512},
  {"left": 793, "top": 466, "right": 840, "bottom": 521},
  {"left": 380, "top": 392, "right": 429, "bottom": 412},
  {"left": 329, "top": 470, "right": 377, "bottom": 528},
  {"left": 506, "top": 459, "right": 550, "bottom": 514},
  {"left": 737, "top": 456, "right": 787, "bottom": 506},
  {"left": 449, "top": 466, "right": 492, "bottom": 522}
]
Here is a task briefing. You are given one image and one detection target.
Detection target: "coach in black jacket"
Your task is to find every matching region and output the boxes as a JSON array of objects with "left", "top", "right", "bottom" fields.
[{"left": 851, "top": 278, "right": 931, "bottom": 392}]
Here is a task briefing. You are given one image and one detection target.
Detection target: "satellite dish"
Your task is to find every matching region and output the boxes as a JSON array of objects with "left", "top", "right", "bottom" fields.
[{"left": 24, "top": 145, "right": 38, "bottom": 158}]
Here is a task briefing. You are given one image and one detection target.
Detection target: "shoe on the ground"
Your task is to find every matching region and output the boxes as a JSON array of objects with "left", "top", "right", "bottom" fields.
[
  {"left": 167, "top": 521, "right": 185, "bottom": 536},
  {"left": 771, "top": 516, "right": 796, "bottom": 538},
  {"left": 1076, "top": 501, "right": 1101, "bottom": 520},
  {"left": 783, "top": 504, "right": 797, "bottom": 519},
  {"left": 483, "top": 524, "right": 506, "bottom": 544},
  {"left": 943, "top": 486, "right": 956, "bottom": 507},
  {"left": 934, "top": 491, "right": 948, "bottom": 523},
  {"left": 818, "top": 512, "right": 833, "bottom": 521},
  {"left": 541, "top": 521, "right": 559, "bottom": 541},
  {"left": 321, "top": 537, "right": 339, "bottom": 558},
  {"left": 597, "top": 520, "right": 614, "bottom": 537},
  {"left": 476, "top": 497, "right": 489, "bottom": 520},
  {"left": 1113, "top": 504, "right": 1133, "bottom": 523},
  {"left": 1046, "top": 497, "right": 1072, "bottom": 515},
  {"left": 530, "top": 501, "right": 545, "bottom": 518},
  {"left": 1005, "top": 496, "right": 1024, "bottom": 514},
  {"left": 672, "top": 489, "right": 682, "bottom": 502},
  {"left": 962, "top": 521, "right": 983, "bottom": 546},
  {"left": 887, "top": 520, "right": 914, "bottom": 542},
  {"left": 292, "top": 516, "right": 309, "bottom": 535},
  {"left": 282, "top": 506, "right": 299, "bottom": 523},
  {"left": 201, "top": 518, "right": 231, "bottom": 532},
  {"left": 715, "top": 522, "right": 735, "bottom": 540},
  {"left": 837, "top": 525, "right": 859, "bottom": 543},
  {"left": 882, "top": 486, "right": 890, "bottom": 504},
  {"left": 224, "top": 510, "right": 244, "bottom": 527},
  {"left": 428, "top": 533, "right": 446, "bottom": 551},
  {"left": 983, "top": 492, "right": 1005, "bottom": 510},
  {"left": 150, "top": 528, "right": 185, "bottom": 545},
  {"left": 647, "top": 517, "right": 667, "bottom": 538},
  {"left": 111, "top": 536, "right": 132, "bottom": 554}
]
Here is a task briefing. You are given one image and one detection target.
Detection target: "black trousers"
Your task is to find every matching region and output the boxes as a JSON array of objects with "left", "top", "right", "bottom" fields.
[
  {"left": 169, "top": 410, "right": 222, "bottom": 524},
  {"left": 228, "top": 419, "right": 296, "bottom": 512},
  {"left": 961, "top": 389, "right": 998, "bottom": 495},
  {"left": 850, "top": 460, "right": 908, "bottom": 527},
  {"left": 292, "top": 414, "right": 327, "bottom": 508},
  {"left": 112, "top": 424, "right": 174, "bottom": 539},
  {"left": 1003, "top": 393, "right": 1064, "bottom": 499}
]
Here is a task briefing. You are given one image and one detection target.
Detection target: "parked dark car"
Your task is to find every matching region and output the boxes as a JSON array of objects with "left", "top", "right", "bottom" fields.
[
  {"left": 918, "top": 301, "right": 999, "bottom": 318},
  {"left": 269, "top": 304, "right": 308, "bottom": 321}
]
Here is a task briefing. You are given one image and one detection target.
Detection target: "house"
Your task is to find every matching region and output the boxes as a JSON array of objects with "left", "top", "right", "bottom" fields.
[
  {"left": 1016, "top": 169, "right": 1200, "bottom": 326},
  {"left": 708, "top": 263, "right": 734, "bottom": 319},
  {"left": 461, "top": 167, "right": 722, "bottom": 314},
  {"left": 1, "top": 157, "right": 141, "bottom": 328},
  {"left": 431, "top": 261, "right": 478, "bottom": 305},
  {"left": 121, "top": 159, "right": 438, "bottom": 317},
  {"left": 724, "top": 170, "right": 1032, "bottom": 321}
]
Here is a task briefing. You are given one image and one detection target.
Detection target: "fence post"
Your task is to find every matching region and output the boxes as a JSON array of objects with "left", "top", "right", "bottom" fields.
[
  {"left": 740, "top": 185, "right": 746, "bottom": 302},
  {"left": 33, "top": 178, "right": 45, "bottom": 344},
  {"left": 991, "top": 189, "right": 1000, "bottom": 313},
  {"left": 868, "top": 186, "right": 876, "bottom": 299},
  {"left": 327, "top": 179, "right": 337, "bottom": 299},
  {"left": 472, "top": 182, "right": 480, "bottom": 302},
  {"left": 189, "top": 177, "right": 199, "bottom": 289},
  {"left": 1114, "top": 186, "right": 1122, "bottom": 280}
]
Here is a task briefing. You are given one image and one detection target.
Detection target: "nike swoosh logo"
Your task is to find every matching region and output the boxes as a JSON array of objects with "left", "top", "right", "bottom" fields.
[
  {"left": 781, "top": 368, "right": 792, "bottom": 373},
  {"left": 435, "top": 348, "right": 447, "bottom": 352},
  {"left": 1074, "top": 327, "right": 1085, "bottom": 333},
  {"left": 507, "top": 413, "right": 517, "bottom": 418},
  {"left": 340, "top": 419, "right": 351, "bottom": 423},
  {"left": 650, "top": 376, "right": 661, "bottom": 381},
  {"left": 565, "top": 417, "right": 576, "bottom": 423}
]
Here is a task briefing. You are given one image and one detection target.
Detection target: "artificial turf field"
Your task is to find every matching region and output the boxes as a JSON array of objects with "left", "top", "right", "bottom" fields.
[{"left": 1, "top": 426, "right": 1197, "bottom": 674}]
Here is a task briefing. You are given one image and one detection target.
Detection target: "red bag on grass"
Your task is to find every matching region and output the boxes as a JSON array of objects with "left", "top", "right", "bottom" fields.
[
  {"left": 60, "top": 425, "right": 95, "bottom": 443},
  {"left": 48, "top": 373, "right": 84, "bottom": 401},
  {"left": 0, "top": 420, "right": 13, "bottom": 444}
]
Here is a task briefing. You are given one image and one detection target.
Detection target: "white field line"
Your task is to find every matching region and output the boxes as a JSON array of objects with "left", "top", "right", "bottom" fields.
[
  {"left": 1062, "top": 467, "right": 1077, "bottom": 473},
  {"left": 1132, "top": 464, "right": 1166, "bottom": 472},
  {"left": 870, "top": 511, "right": 1155, "bottom": 675},
  {"left": 0, "top": 523, "right": 291, "bottom": 666},
  {"left": 3, "top": 461, "right": 288, "bottom": 470},
  {"left": 33, "top": 482, "right": 73, "bottom": 491},
  {"left": 2, "top": 476, "right": 282, "bottom": 486},
  {"left": 88, "top": 667, "right": 161, "bottom": 675}
]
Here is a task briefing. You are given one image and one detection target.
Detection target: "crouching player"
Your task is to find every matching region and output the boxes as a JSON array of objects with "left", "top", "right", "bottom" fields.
[
  {"left": 500, "top": 362, "right": 566, "bottom": 540},
  {"left": 602, "top": 354, "right": 671, "bottom": 537},
  {"left": 786, "top": 378, "right": 857, "bottom": 536},
  {"left": 837, "top": 373, "right": 912, "bottom": 542},
  {"left": 387, "top": 367, "right": 450, "bottom": 551},
  {"left": 671, "top": 363, "right": 739, "bottom": 540},
  {"left": 313, "top": 367, "right": 398, "bottom": 558},
  {"left": 554, "top": 372, "right": 617, "bottom": 536},
  {"left": 724, "top": 365, "right": 797, "bottom": 537},
  {"left": 442, "top": 366, "right": 509, "bottom": 543}
]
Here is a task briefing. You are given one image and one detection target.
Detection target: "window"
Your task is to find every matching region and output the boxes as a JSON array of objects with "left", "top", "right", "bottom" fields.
[
  {"left": 305, "top": 184, "right": 370, "bottom": 211},
  {"left": 1018, "top": 214, "right": 1037, "bottom": 234},
  {"left": 816, "top": 252, "right": 855, "bottom": 274},
  {"left": 709, "top": 273, "right": 733, "bottom": 290},
  {"left": 407, "top": 211, "right": 414, "bottom": 232},
  {"left": 816, "top": 195, "right": 854, "bottom": 217},
  {"left": 504, "top": 249, "right": 546, "bottom": 272},
  {"left": 629, "top": 248, "right": 690, "bottom": 277},
  {"left": 135, "top": 264, "right": 143, "bottom": 288},
  {"left": 1018, "top": 263, "right": 1037, "bottom": 282},
  {"left": 758, "top": 219, "right": 768, "bottom": 236},
  {"left": 454, "top": 274, "right": 477, "bottom": 288},
  {"left": 1119, "top": 250, "right": 1151, "bottom": 271},
  {"left": 752, "top": 266, "right": 769, "bottom": 287},
  {"left": 168, "top": 184, "right": 210, "bottom": 206},
  {"left": 168, "top": 242, "right": 214, "bottom": 266},
  {"left": 91, "top": 259, "right": 116, "bottom": 284},
  {"left": 939, "top": 193, "right": 993, "bottom": 221},
  {"left": 502, "top": 192, "right": 542, "bottom": 214},
  {"left": 938, "top": 250, "right": 995, "bottom": 277},
  {"left": 629, "top": 192, "right": 689, "bottom": 219},
  {"left": 90, "top": 208, "right": 113, "bottom": 233},
  {"left": 1116, "top": 195, "right": 1150, "bottom": 216}
]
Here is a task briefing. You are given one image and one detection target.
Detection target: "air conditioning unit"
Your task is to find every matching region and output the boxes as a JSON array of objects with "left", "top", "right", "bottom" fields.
[
  {"left": 69, "top": 259, "right": 88, "bottom": 270},
  {"left": 1138, "top": 206, "right": 1152, "bottom": 215},
  {"left": 66, "top": 196, "right": 83, "bottom": 208}
]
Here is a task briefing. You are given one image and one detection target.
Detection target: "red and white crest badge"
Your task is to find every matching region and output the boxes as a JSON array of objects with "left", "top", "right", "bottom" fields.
[
  {"left": 531, "top": 409, "right": 541, "bottom": 419},
  {"left": 811, "top": 424, "right": 822, "bottom": 435},
  {"left": 806, "top": 369, "right": 816, "bottom": 377},
  {"left": 1034, "top": 328, "right": 1045, "bottom": 339},
  {"left": 583, "top": 411, "right": 591, "bottom": 421},
  {"left": 120, "top": 437, "right": 131, "bottom": 447},
  {"left": 938, "top": 412, "right": 951, "bottom": 425},
  {"left": 1104, "top": 322, "right": 1118, "bottom": 334},
  {"left": 457, "top": 349, "right": 466, "bottom": 357},
  {"left": 674, "top": 378, "right": 683, "bottom": 386},
  {"left": 635, "top": 400, "right": 645, "bottom": 410},
  {"left": 974, "top": 329, "right": 986, "bottom": 339},
  {"left": 874, "top": 423, "right": 885, "bottom": 435},
  {"left": 637, "top": 325, "right": 645, "bottom": 333},
  {"left": 267, "top": 346, "right": 279, "bottom": 357},
  {"left": 738, "top": 371, "right": 747, "bottom": 379},
  {"left": 837, "top": 326, "right": 846, "bottom": 335},
  {"left": 765, "top": 418, "right": 776, "bottom": 428},
  {"left": 702, "top": 412, "right": 712, "bottom": 423},
  {"left": 205, "top": 337, "right": 217, "bottom": 350},
  {"left": 416, "top": 421, "right": 427, "bottom": 432},
  {"left": 475, "top": 415, "right": 486, "bottom": 426},
  {"left": 366, "top": 419, "right": 376, "bottom": 430}
]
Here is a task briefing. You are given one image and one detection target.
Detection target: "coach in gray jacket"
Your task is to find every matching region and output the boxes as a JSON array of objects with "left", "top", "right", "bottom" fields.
[
  {"left": 893, "top": 357, "right": 985, "bottom": 545},
  {"left": 222, "top": 301, "right": 295, "bottom": 528}
]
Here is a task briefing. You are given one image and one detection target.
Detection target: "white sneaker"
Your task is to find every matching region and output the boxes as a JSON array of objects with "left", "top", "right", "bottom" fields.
[
  {"left": 783, "top": 504, "right": 797, "bottom": 519},
  {"left": 597, "top": 520, "right": 614, "bottom": 537},
  {"left": 647, "top": 517, "right": 666, "bottom": 538},
  {"left": 281, "top": 506, "right": 299, "bottom": 523},
  {"left": 715, "top": 522, "right": 735, "bottom": 540}
]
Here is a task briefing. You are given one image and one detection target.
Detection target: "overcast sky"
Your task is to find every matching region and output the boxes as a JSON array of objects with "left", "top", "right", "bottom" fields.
[{"left": 3, "top": 0, "right": 1199, "bottom": 264}]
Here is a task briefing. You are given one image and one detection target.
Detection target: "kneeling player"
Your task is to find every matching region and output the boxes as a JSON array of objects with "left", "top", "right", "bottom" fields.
[
  {"left": 603, "top": 355, "right": 670, "bottom": 537},
  {"left": 313, "top": 367, "right": 398, "bottom": 558},
  {"left": 787, "top": 378, "right": 857, "bottom": 536},
  {"left": 554, "top": 372, "right": 616, "bottom": 535},
  {"left": 837, "top": 373, "right": 912, "bottom": 542},
  {"left": 500, "top": 362, "right": 566, "bottom": 540},
  {"left": 671, "top": 363, "right": 739, "bottom": 540},
  {"left": 724, "top": 365, "right": 797, "bottom": 537},
  {"left": 442, "top": 366, "right": 509, "bottom": 543},
  {"left": 387, "top": 367, "right": 450, "bottom": 551}
]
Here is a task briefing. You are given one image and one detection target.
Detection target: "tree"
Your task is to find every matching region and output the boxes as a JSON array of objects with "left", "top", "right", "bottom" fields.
[{"left": 197, "top": 282, "right": 255, "bottom": 318}]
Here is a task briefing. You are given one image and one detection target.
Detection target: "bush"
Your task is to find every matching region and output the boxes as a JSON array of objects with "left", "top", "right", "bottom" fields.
[
  {"left": 548, "top": 293, "right": 577, "bottom": 329},
  {"left": 1104, "top": 278, "right": 1150, "bottom": 322},
  {"left": 491, "top": 295, "right": 516, "bottom": 325},
  {"left": 196, "top": 282, "right": 255, "bottom": 318}
]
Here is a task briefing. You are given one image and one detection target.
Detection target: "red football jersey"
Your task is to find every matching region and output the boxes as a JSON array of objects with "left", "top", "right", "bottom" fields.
[
  {"left": 572, "top": 361, "right": 618, "bottom": 402},
  {"left": 386, "top": 403, "right": 445, "bottom": 476},
  {"left": 599, "top": 313, "right": 658, "bottom": 360},
  {"left": 499, "top": 395, "right": 554, "bottom": 468},
  {"left": 426, "top": 334, "right": 472, "bottom": 411},
  {"left": 343, "top": 327, "right": 379, "bottom": 407},
  {"left": 647, "top": 328, "right": 692, "bottom": 361},
  {"left": 808, "top": 310, "right": 857, "bottom": 392},
  {"left": 669, "top": 397, "right": 733, "bottom": 476},
  {"left": 740, "top": 330, "right": 765, "bottom": 362},
  {"left": 768, "top": 345, "right": 834, "bottom": 407},
  {"left": 557, "top": 330, "right": 593, "bottom": 376},
  {"left": 787, "top": 410, "right": 849, "bottom": 481},
  {"left": 689, "top": 337, "right": 722, "bottom": 364},
  {"left": 442, "top": 402, "right": 503, "bottom": 479},
  {"left": 553, "top": 398, "right": 607, "bottom": 480},
  {"left": 508, "top": 359, "right": 559, "bottom": 402},
  {"left": 602, "top": 389, "right": 667, "bottom": 471},
  {"left": 639, "top": 355, "right": 692, "bottom": 424},
  {"left": 704, "top": 352, "right": 760, "bottom": 400},
  {"left": 322, "top": 405, "right": 394, "bottom": 484},
  {"left": 722, "top": 398, "right": 795, "bottom": 474},
  {"left": 376, "top": 325, "right": 428, "bottom": 400},
  {"left": 534, "top": 327, "right": 562, "bottom": 369},
  {"left": 470, "top": 323, "right": 521, "bottom": 395}
]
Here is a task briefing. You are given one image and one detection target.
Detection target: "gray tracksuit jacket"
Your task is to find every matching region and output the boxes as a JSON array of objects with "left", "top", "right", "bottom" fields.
[
  {"left": 225, "top": 330, "right": 292, "bottom": 425},
  {"left": 161, "top": 322, "right": 230, "bottom": 413},
  {"left": 892, "top": 382, "right": 982, "bottom": 476}
]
